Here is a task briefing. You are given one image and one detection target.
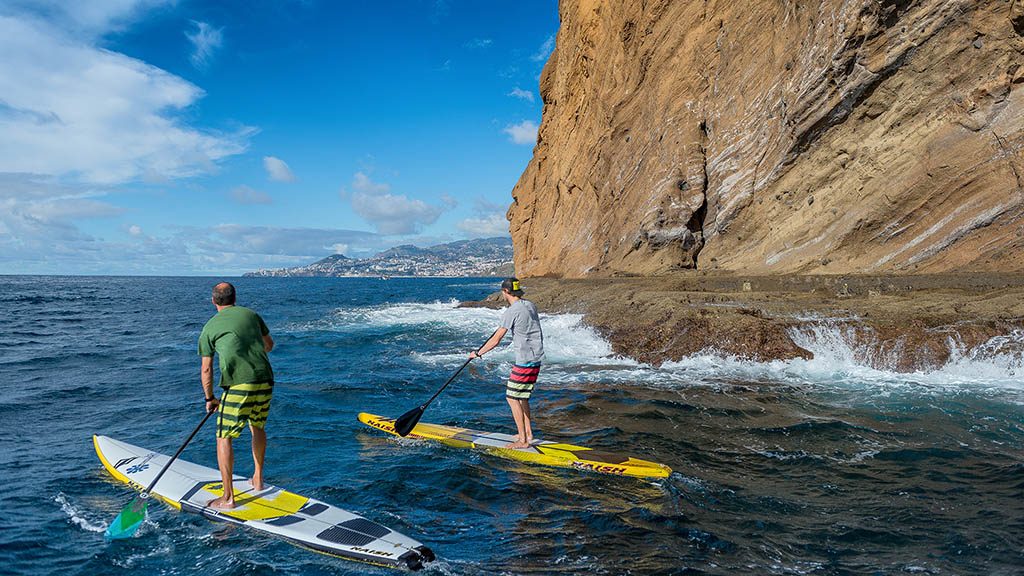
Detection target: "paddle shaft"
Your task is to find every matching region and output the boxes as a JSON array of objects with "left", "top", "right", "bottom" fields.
[
  {"left": 416, "top": 329, "right": 499, "bottom": 411},
  {"left": 142, "top": 408, "right": 215, "bottom": 496}
]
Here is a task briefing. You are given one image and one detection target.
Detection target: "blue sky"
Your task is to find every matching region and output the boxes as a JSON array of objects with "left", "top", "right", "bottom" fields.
[{"left": 0, "top": 0, "right": 557, "bottom": 274}]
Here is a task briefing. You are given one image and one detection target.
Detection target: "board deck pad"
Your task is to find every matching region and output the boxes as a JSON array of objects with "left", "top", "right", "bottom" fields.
[
  {"left": 94, "top": 435, "right": 435, "bottom": 570},
  {"left": 358, "top": 413, "right": 672, "bottom": 479}
]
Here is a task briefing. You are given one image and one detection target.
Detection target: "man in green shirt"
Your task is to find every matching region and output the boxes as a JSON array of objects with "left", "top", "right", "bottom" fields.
[{"left": 198, "top": 282, "right": 275, "bottom": 509}]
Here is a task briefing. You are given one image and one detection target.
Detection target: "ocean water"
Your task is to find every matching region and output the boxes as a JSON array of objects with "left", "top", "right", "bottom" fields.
[{"left": 0, "top": 276, "right": 1021, "bottom": 575}]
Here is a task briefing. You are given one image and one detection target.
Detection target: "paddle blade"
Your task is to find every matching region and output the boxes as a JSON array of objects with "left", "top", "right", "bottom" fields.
[
  {"left": 393, "top": 406, "right": 424, "bottom": 437},
  {"left": 105, "top": 498, "right": 147, "bottom": 539}
]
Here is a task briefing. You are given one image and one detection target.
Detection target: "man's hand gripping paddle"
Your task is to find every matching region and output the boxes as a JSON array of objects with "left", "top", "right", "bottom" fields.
[
  {"left": 105, "top": 408, "right": 216, "bottom": 539},
  {"left": 393, "top": 330, "right": 498, "bottom": 437}
]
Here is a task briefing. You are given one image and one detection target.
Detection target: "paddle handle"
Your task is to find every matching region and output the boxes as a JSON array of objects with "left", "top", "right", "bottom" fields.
[
  {"left": 143, "top": 408, "right": 216, "bottom": 495},
  {"left": 419, "top": 329, "right": 499, "bottom": 411}
]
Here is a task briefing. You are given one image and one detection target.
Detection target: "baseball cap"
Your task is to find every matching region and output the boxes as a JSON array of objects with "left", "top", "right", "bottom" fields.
[{"left": 501, "top": 277, "right": 525, "bottom": 296}]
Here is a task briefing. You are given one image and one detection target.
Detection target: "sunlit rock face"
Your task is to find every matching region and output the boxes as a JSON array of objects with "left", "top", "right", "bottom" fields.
[{"left": 508, "top": 0, "right": 1024, "bottom": 277}]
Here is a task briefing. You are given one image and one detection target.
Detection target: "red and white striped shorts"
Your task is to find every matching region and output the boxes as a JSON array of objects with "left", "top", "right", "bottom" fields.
[{"left": 506, "top": 363, "right": 541, "bottom": 399}]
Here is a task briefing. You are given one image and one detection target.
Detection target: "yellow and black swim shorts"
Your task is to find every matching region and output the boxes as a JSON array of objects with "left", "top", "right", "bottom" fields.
[{"left": 217, "top": 382, "right": 273, "bottom": 439}]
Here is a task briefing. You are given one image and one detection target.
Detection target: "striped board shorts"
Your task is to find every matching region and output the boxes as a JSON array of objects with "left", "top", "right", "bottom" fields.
[
  {"left": 217, "top": 382, "right": 273, "bottom": 439},
  {"left": 507, "top": 362, "right": 541, "bottom": 400}
]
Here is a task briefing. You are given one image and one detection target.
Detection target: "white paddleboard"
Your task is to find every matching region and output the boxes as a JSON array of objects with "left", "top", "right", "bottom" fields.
[{"left": 94, "top": 435, "right": 435, "bottom": 570}]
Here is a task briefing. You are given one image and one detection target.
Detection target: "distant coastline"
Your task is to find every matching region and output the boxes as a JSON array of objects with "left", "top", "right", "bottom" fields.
[{"left": 244, "top": 237, "right": 513, "bottom": 278}]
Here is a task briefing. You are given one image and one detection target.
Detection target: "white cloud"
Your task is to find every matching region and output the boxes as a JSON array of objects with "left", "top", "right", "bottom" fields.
[
  {"left": 196, "top": 224, "right": 381, "bottom": 257},
  {"left": 351, "top": 171, "right": 390, "bottom": 194},
  {"left": 262, "top": 156, "right": 295, "bottom": 182},
  {"left": 5, "top": 0, "right": 172, "bottom": 36},
  {"left": 230, "top": 185, "right": 272, "bottom": 205},
  {"left": 0, "top": 174, "right": 127, "bottom": 268},
  {"left": 344, "top": 172, "right": 445, "bottom": 235},
  {"left": 457, "top": 213, "right": 508, "bottom": 238},
  {"left": 0, "top": 14, "right": 252, "bottom": 185},
  {"left": 465, "top": 38, "right": 492, "bottom": 49},
  {"left": 0, "top": 204, "right": 467, "bottom": 273},
  {"left": 0, "top": 176, "right": 392, "bottom": 271},
  {"left": 503, "top": 120, "right": 538, "bottom": 145},
  {"left": 22, "top": 197, "right": 124, "bottom": 221},
  {"left": 186, "top": 20, "right": 223, "bottom": 70},
  {"left": 352, "top": 192, "right": 444, "bottom": 235},
  {"left": 531, "top": 35, "right": 555, "bottom": 62},
  {"left": 509, "top": 87, "right": 535, "bottom": 103}
]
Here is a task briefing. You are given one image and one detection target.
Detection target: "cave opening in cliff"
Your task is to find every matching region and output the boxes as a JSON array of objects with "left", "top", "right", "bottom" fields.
[{"left": 685, "top": 120, "right": 710, "bottom": 268}]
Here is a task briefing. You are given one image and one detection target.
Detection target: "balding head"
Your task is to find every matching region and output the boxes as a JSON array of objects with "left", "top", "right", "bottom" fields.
[{"left": 212, "top": 282, "right": 236, "bottom": 306}]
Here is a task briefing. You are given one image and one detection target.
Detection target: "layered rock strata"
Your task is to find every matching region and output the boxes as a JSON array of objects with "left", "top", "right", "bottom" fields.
[{"left": 509, "top": 0, "right": 1024, "bottom": 277}]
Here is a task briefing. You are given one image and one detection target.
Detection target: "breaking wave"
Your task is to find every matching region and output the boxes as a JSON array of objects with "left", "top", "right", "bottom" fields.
[{"left": 291, "top": 300, "right": 1023, "bottom": 395}]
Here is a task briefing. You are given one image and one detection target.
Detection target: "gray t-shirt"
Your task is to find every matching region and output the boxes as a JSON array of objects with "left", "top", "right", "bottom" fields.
[{"left": 500, "top": 299, "right": 544, "bottom": 365}]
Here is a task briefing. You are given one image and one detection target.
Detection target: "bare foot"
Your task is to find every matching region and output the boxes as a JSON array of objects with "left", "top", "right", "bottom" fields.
[
  {"left": 249, "top": 477, "right": 264, "bottom": 491},
  {"left": 206, "top": 495, "right": 235, "bottom": 510},
  {"left": 506, "top": 440, "right": 531, "bottom": 449}
]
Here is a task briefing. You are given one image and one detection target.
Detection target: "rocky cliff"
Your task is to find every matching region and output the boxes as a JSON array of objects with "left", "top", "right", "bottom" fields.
[{"left": 509, "top": 0, "right": 1024, "bottom": 277}]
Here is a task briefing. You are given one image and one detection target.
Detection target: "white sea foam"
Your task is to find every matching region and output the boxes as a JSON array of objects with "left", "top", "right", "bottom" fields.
[
  {"left": 301, "top": 300, "right": 1024, "bottom": 394},
  {"left": 781, "top": 324, "right": 1024, "bottom": 391},
  {"left": 110, "top": 537, "right": 174, "bottom": 568},
  {"left": 309, "top": 299, "right": 634, "bottom": 367},
  {"left": 411, "top": 308, "right": 632, "bottom": 366},
  {"left": 55, "top": 492, "right": 108, "bottom": 533}
]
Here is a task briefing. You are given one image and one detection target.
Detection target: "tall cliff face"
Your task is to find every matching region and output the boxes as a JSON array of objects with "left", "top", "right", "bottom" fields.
[{"left": 508, "top": 0, "right": 1024, "bottom": 277}]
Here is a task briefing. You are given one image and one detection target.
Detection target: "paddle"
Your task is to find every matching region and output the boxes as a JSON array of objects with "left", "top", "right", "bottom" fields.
[
  {"left": 393, "top": 330, "right": 498, "bottom": 437},
  {"left": 106, "top": 408, "right": 216, "bottom": 539}
]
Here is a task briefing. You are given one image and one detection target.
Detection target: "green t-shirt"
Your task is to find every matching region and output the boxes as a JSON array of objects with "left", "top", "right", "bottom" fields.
[{"left": 198, "top": 306, "right": 274, "bottom": 388}]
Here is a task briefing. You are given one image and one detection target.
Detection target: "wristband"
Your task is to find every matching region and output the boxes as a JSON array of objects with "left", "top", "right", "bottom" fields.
[{"left": 205, "top": 396, "right": 216, "bottom": 402}]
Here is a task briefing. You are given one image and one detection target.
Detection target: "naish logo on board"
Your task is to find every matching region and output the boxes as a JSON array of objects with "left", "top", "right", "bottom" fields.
[
  {"left": 351, "top": 546, "right": 393, "bottom": 557},
  {"left": 121, "top": 453, "right": 157, "bottom": 474},
  {"left": 366, "top": 419, "right": 396, "bottom": 433},
  {"left": 113, "top": 456, "right": 138, "bottom": 470},
  {"left": 572, "top": 462, "right": 627, "bottom": 475}
]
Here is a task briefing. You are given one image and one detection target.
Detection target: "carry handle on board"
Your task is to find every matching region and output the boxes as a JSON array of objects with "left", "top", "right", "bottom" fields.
[
  {"left": 393, "top": 329, "right": 499, "bottom": 437},
  {"left": 106, "top": 407, "right": 216, "bottom": 539}
]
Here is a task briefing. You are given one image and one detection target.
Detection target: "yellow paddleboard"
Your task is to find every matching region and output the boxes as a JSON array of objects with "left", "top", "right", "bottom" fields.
[{"left": 358, "top": 413, "right": 671, "bottom": 479}]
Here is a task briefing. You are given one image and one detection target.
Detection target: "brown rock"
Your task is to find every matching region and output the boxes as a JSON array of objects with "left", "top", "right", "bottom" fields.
[
  {"left": 462, "top": 274, "right": 1024, "bottom": 369},
  {"left": 508, "top": 0, "right": 1024, "bottom": 277}
]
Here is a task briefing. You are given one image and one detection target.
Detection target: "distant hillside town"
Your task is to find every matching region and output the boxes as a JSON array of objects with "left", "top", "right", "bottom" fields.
[{"left": 245, "top": 237, "right": 514, "bottom": 277}]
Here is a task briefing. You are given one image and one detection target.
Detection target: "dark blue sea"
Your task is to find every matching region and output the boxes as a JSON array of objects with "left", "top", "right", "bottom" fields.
[{"left": 1, "top": 276, "right": 1022, "bottom": 575}]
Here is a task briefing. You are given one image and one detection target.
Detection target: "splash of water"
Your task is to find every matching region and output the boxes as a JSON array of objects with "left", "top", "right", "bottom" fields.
[
  {"left": 785, "top": 323, "right": 1024, "bottom": 390},
  {"left": 291, "top": 300, "right": 1023, "bottom": 393},
  {"left": 55, "top": 493, "right": 108, "bottom": 533}
]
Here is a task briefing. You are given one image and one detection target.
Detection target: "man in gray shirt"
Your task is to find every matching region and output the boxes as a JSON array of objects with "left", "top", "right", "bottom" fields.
[{"left": 469, "top": 277, "right": 544, "bottom": 448}]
